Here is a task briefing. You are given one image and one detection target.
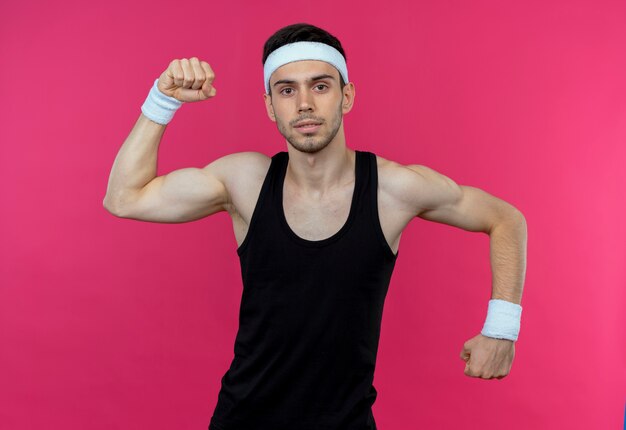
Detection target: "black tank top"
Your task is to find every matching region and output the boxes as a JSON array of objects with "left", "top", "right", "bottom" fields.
[{"left": 209, "top": 150, "right": 399, "bottom": 430}]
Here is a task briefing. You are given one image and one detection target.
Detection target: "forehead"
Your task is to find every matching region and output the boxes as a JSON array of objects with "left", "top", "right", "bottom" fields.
[{"left": 270, "top": 60, "right": 339, "bottom": 83}]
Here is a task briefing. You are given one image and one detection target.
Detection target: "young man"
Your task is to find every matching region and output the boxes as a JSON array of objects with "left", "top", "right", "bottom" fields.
[{"left": 103, "top": 23, "right": 527, "bottom": 430}]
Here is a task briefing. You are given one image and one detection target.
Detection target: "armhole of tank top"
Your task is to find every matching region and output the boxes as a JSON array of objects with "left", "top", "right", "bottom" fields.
[
  {"left": 369, "top": 152, "right": 399, "bottom": 261},
  {"left": 235, "top": 156, "right": 275, "bottom": 257}
]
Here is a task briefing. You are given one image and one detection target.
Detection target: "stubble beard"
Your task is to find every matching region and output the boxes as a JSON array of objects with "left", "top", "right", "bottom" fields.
[{"left": 276, "top": 100, "right": 343, "bottom": 154}]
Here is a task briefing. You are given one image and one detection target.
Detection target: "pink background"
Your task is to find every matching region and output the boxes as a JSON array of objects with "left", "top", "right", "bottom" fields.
[{"left": 1, "top": 0, "right": 624, "bottom": 429}]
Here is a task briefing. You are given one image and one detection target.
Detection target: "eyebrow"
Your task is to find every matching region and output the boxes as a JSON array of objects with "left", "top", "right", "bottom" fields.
[{"left": 272, "top": 74, "right": 336, "bottom": 88}]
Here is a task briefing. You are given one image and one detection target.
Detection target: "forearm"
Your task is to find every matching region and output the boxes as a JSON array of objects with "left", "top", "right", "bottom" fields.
[
  {"left": 103, "top": 113, "right": 166, "bottom": 210},
  {"left": 488, "top": 214, "right": 527, "bottom": 304}
]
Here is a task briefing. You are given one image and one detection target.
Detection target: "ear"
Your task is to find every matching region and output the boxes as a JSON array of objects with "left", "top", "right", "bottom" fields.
[
  {"left": 341, "top": 82, "right": 355, "bottom": 115},
  {"left": 263, "top": 93, "right": 276, "bottom": 122}
]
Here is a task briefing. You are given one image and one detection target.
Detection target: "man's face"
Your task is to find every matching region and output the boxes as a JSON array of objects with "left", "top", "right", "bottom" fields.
[{"left": 263, "top": 60, "right": 354, "bottom": 154}]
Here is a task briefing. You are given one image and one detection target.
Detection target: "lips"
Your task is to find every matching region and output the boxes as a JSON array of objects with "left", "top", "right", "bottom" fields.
[
  {"left": 294, "top": 120, "right": 322, "bottom": 128},
  {"left": 294, "top": 123, "right": 322, "bottom": 133}
]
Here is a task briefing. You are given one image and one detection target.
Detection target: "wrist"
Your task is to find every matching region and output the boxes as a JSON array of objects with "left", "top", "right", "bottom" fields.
[
  {"left": 481, "top": 299, "right": 522, "bottom": 341},
  {"left": 140, "top": 78, "right": 183, "bottom": 125}
]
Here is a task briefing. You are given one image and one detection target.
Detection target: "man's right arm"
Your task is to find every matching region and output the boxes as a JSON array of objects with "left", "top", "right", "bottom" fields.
[
  {"left": 103, "top": 57, "right": 230, "bottom": 223},
  {"left": 103, "top": 116, "right": 234, "bottom": 223}
]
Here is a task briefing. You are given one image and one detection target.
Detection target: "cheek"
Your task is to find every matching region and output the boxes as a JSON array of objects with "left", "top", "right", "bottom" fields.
[
  {"left": 271, "top": 104, "right": 288, "bottom": 121},
  {"left": 274, "top": 112, "right": 288, "bottom": 125},
  {"left": 274, "top": 113, "right": 291, "bottom": 132}
]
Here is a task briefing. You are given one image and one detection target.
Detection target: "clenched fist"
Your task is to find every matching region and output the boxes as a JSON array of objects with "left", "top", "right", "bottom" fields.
[
  {"left": 460, "top": 333, "right": 515, "bottom": 380},
  {"left": 158, "top": 57, "right": 216, "bottom": 102}
]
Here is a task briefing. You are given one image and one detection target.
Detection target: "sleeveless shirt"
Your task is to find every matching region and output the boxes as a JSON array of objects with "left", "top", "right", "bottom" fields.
[{"left": 209, "top": 150, "right": 399, "bottom": 430}]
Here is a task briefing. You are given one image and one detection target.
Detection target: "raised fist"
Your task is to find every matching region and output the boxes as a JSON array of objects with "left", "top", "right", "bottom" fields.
[{"left": 158, "top": 57, "right": 216, "bottom": 102}]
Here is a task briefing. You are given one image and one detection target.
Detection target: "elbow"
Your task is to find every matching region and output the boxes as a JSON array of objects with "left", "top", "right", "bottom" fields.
[
  {"left": 507, "top": 209, "right": 527, "bottom": 236},
  {"left": 488, "top": 206, "right": 526, "bottom": 235},
  {"left": 512, "top": 208, "right": 527, "bottom": 225},
  {"left": 502, "top": 201, "right": 526, "bottom": 225},
  {"left": 103, "top": 188, "right": 142, "bottom": 218},
  {"left": 102, "top": 195, "right": 125, "bottom": 217}
]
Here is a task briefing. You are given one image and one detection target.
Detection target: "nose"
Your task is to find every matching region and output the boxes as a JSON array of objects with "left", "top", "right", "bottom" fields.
[{"left": 297, "top": 89, "right": 314, "bottom": 113}]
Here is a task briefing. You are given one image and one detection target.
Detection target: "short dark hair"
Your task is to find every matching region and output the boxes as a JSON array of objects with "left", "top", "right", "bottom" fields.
[{"left": 262, "top": 23, "right": 347, "bottom": 96}]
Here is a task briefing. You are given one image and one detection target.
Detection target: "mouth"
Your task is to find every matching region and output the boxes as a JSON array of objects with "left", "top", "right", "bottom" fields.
[{"left": 294, "top": 121, "right": 323, "bottom": 133}]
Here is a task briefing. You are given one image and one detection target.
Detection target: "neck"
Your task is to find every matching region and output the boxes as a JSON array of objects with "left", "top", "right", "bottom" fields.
[{"left": 284, "top": 132, "right": 355, "bottom": 197}]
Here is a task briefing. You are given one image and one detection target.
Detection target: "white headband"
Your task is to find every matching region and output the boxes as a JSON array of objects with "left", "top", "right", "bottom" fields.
[{"left": 263, "top": 41, "right": 349, "bottom": 94}]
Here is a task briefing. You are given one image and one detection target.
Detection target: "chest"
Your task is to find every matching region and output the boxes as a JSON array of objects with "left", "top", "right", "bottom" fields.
[
  {"left": 281, "top": 182, "right": 355, "bottom": 241},
  {"left": 228, "top": 159, "right": 411, "bottom": 255}
]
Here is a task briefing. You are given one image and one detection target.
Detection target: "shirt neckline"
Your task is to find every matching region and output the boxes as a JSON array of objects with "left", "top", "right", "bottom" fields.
[{"left": 277, "top": 150, "right": 361, "bottom": 248}]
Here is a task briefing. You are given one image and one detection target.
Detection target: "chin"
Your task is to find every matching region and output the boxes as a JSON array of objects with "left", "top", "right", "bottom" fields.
[{"left": 287, "top": 137, "right": 332, "bottom": 154}]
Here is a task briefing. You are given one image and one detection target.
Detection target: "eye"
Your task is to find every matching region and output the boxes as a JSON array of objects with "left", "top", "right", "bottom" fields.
[
  {"left": 280, "top": 87, "right": 293, "bottom": 95},
  {"left": 315, "top": 84, "right": 328, "bottom": 91}
]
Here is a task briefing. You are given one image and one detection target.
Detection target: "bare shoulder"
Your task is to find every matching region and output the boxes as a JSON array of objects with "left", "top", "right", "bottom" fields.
[
  {"left": 374, "top": 153, "right": 459, "bottom": 217},
  {"left": 203, "top": 151, "right": 271, "bottom": 216},
  {"left": 204, "top": 151, "right": 271, "bottom": 188}
]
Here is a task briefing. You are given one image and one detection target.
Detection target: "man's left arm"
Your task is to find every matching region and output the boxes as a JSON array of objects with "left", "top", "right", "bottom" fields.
[{"left": 400, "top": 163, "right": 528, "bottom": 380}]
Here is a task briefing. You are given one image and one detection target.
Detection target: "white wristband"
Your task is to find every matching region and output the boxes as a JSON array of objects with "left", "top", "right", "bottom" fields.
[
  {"left": 140, "top": 78, "right": 183, "bottom": 125},
  {"left": 481, "top": 299, "right": 522, "bottom": 341}
]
